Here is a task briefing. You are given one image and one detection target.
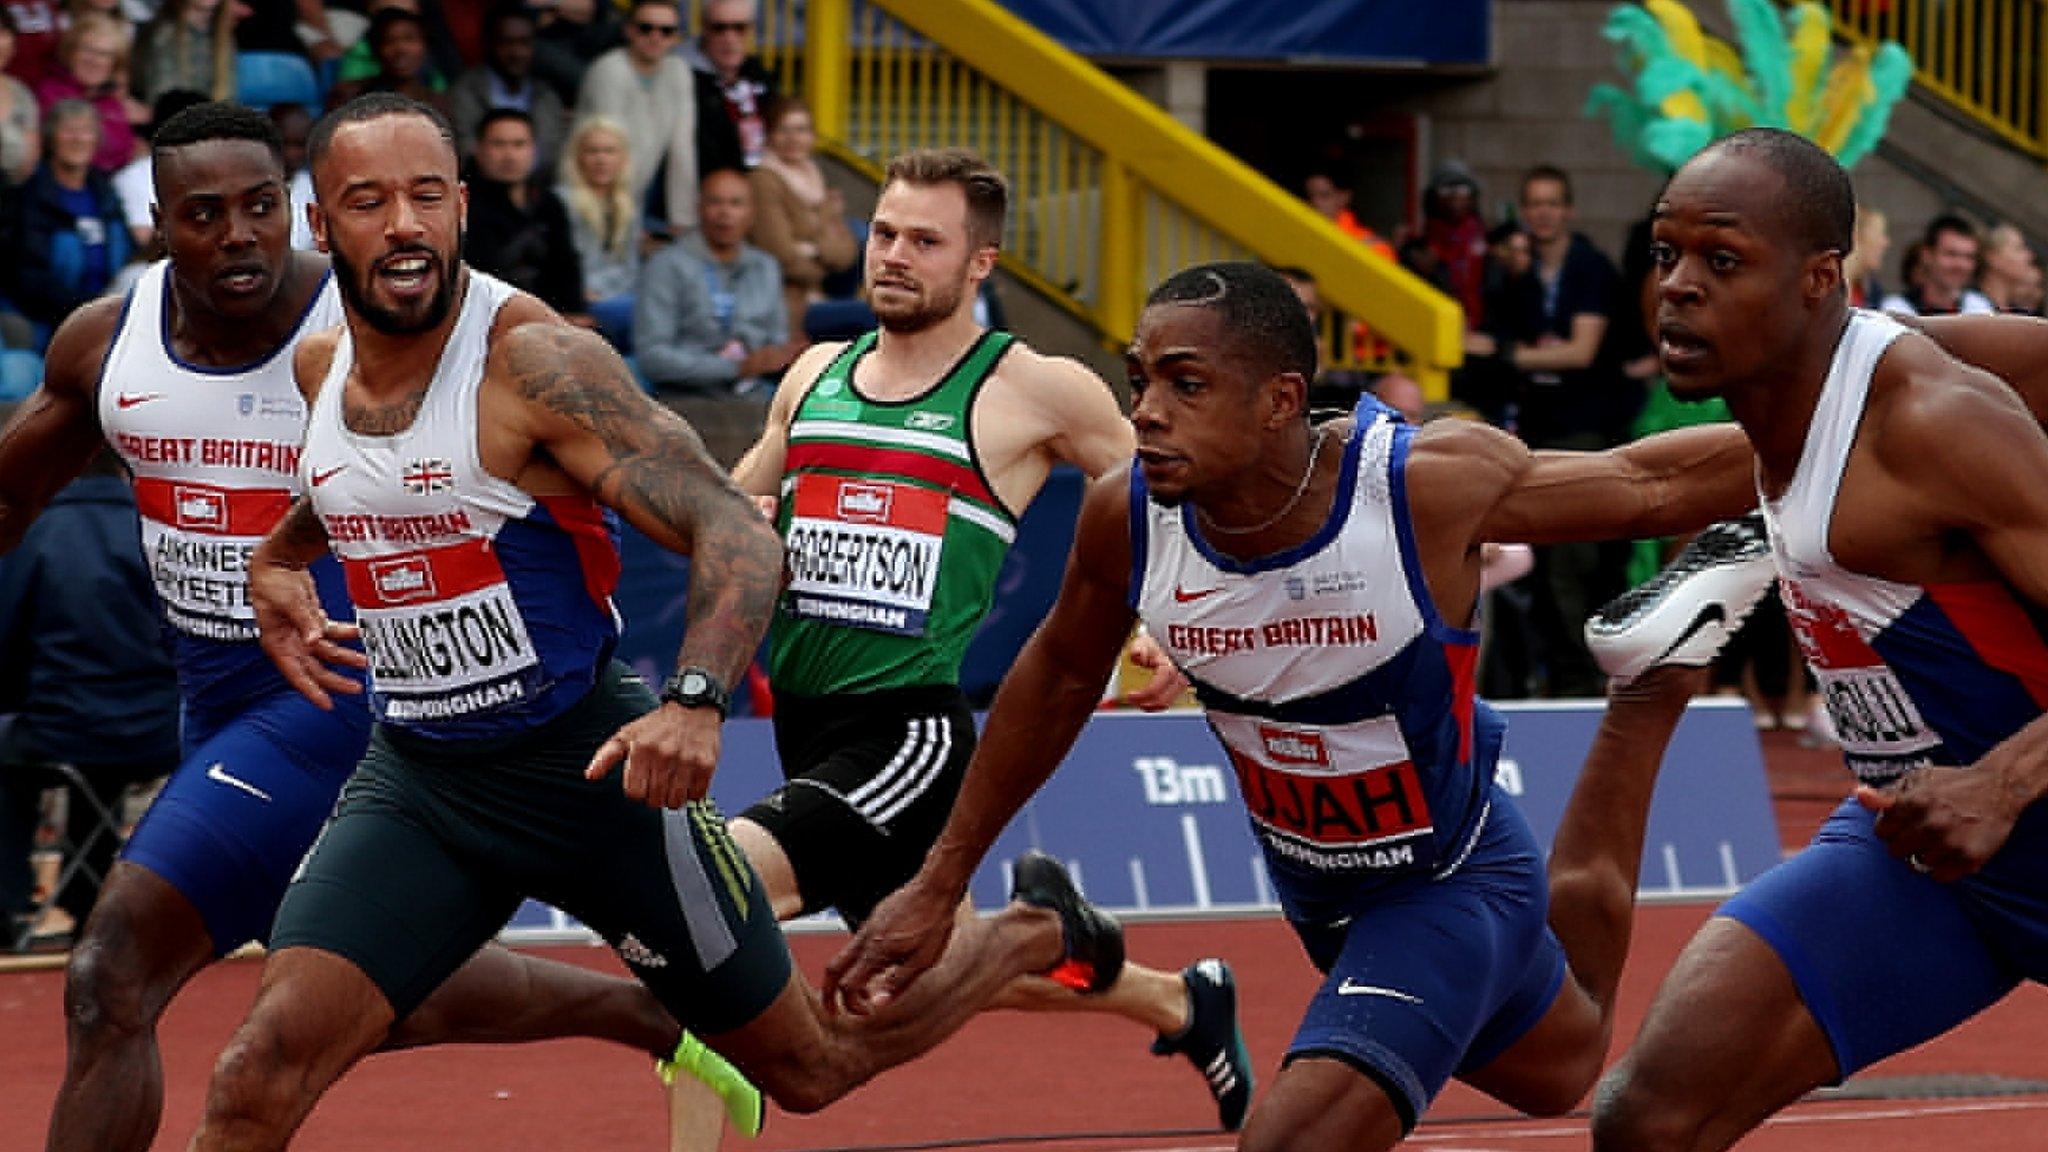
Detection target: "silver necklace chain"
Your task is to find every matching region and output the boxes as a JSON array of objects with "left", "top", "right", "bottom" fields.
[{"left": 1198, "top": 426, "right": 1331, "bottom": 536}]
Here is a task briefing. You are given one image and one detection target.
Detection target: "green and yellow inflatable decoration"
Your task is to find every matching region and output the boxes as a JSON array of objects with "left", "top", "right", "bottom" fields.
[{"left": 1587, "top": 0, "right": 1911, "bottom": 172}]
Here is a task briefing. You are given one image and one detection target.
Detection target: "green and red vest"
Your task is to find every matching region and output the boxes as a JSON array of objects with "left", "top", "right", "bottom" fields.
[{"left": 769, "top": 330, "right": 1019, "bottom": 696}]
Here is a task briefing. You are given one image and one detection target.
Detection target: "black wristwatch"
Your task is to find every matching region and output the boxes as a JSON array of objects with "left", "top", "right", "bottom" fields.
[{"left": 660, "top": 667, "right": 731, "bottom": 719}]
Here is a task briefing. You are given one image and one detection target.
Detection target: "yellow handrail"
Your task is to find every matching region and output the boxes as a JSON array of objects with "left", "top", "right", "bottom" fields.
[
  {"left": 1818, "top": 0, "right": 2048, "bottom": 157},
  {"left": 728, "top": 0, "right": 1462, "bottom": 394}
]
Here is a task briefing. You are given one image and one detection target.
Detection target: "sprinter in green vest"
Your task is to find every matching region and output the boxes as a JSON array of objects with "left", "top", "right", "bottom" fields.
[{"left": 728, "top": 147, "right": 1253, "bottom": 1130}]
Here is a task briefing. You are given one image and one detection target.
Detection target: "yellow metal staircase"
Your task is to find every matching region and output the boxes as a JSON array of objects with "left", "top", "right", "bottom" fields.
[
  {"left": 735, "top": 0, "right": 1464, "bottom": 394},
  {"left": 1818, "top": 0, "right": 2048, "bottom": 158}
]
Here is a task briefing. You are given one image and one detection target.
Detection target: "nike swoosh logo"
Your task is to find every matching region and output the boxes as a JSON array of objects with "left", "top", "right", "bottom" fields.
[
  {"left": 311, "top": 465, "right": 347, "bottom": 486},
  {"left": 206, "top": 762, "right": 273, "bottom": 803},
  {"left": 1654, "top": 602, "right": 1726, "bottom": 664},
  {"left": 1336, "top": 979, "right": 1422, "bottom": 1003},
  {"left": 1173, "top": 586, "right": 1221, "bottom": 603},
  {"left": 115, "top": 392, "right": 165, "bottom": 409}
]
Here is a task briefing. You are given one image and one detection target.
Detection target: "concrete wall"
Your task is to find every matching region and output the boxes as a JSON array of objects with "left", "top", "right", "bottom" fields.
[{"left": 1393, "top": 0, "right": 1664, "bottom": 259}]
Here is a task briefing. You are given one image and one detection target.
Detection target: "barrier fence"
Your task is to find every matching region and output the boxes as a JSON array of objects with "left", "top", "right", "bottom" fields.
[{"left": 1821, "top": 0, "right": 2048, "bottom": 156}]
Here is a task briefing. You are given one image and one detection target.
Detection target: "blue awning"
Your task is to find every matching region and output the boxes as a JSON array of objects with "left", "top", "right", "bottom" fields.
[{"left": 998, "top": 0, "right": 1491, "bottom": 66}]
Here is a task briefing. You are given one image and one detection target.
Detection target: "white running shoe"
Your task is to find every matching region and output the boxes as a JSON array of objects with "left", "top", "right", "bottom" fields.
[{"left": 1585, "top": 512, "right": 1776, "bottom": 682}]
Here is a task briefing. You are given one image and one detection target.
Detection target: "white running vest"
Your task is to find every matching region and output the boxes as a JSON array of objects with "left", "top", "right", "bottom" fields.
[
  {"left": 299, "top": 271, "right": 565, "bottom": 725},
  {"left": 1761, "top": 308, "right": 1944, "bottom": 780},
  {"left": 99, "top": 261, "right": 342, "bottom": 643},
  {"left": 1135, "top": 413, "right": 1461, "bottom": 879}
]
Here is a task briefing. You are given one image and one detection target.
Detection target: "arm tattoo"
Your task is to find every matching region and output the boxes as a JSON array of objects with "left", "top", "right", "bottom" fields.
[{"left": 508, "top": 326, "right": 784, "bottom": 686}]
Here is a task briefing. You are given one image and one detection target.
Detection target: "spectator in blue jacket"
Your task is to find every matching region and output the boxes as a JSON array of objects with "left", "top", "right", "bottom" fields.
[
  {"left": 2, "top": 97, "right": 131, "bottom": 333},
  {"left": 635, "top": 166, "right": 799, "bottom": 397}
]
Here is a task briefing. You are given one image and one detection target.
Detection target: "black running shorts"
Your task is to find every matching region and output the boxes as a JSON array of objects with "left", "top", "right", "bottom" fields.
[
  {"left": 270, "top": 662, "right": 791, "bottom": 1033},
  {"left": 739, "top": 684, "right": 973, "bottom": 924}
]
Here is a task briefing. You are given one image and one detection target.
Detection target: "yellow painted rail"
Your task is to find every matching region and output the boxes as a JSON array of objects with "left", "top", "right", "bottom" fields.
[
  {"left": 704, "top": 0, "right": 1462, "bottom": 391},
  {"left": 1818, "top": 0, "right": 2048, "bottom": 157}
]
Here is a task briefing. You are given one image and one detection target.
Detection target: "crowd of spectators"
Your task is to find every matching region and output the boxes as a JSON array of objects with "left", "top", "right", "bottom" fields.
[{"left": 0, "top": 0, "right": 872, "bottom": 401}]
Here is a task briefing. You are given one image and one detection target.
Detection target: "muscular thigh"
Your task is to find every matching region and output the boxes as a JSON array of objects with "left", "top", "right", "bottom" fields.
[
  {"left": 1718, "top": 799, "right": 2017, "bottom": 1077},
  {"left": 1284, "top": 842, "right": 1560, "bottom": 1133},
  {"left": 545, "top": 792, "right": 792, "bottom": 1036},
  {"left": 267, "top": 749, "right": 520, "bottom": 1020},
  {"left": 121, "top": 688, "right": 369, "bottom": 955},
  {"left": 429, "top": 667, "right": 797, "bottom": 1036}
]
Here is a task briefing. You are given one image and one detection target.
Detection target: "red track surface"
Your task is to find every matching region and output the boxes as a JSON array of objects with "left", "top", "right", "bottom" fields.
[{"left": 4, "top": 731, "right": 2046, "bottom": 1151}]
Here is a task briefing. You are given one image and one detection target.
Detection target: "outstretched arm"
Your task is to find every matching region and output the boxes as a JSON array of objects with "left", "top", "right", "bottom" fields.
[
  {"left": 1471, "top": 421, "right": 1756, "bottom": 545},
  {"left": 825, "top": 470, "right": 1140, "bottom": 1013},
  {"left": 498, "top": 321, "right": 784, "bottom": 808},
  {"left": 0, "top": 300, "right": 121, "bottom": 552}
]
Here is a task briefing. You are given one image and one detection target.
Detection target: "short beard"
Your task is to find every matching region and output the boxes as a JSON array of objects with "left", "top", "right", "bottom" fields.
[
  {"left": 332, "top": 231, "right": 465, "bottom": 335},
  {"left": 872, "top": 281, "right": 966, "bottom": 334},
  {"left": 868, "top": 256, "right": 976, "bottom": 333}
]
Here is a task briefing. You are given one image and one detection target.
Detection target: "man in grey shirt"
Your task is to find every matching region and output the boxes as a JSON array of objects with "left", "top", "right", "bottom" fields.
[{"left": 637, "top": 167, "right": 801, "bottom": 397}]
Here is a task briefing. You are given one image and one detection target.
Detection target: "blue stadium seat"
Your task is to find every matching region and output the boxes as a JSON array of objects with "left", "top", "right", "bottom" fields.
[
  {"left": 235, "top": 52, "right": 321, "bottom": 112},
  {"left": 0, "top": 349, "right": 43, "bottom": 401}
]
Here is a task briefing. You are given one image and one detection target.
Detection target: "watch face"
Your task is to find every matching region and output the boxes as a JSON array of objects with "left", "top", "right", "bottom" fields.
[{"left": 679, "top": 671, "right": 711, "bottom": 696}]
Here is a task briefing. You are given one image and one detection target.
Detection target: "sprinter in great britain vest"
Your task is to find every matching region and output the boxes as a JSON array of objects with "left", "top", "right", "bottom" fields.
[
  {"left": 1763, "top": 307, "right": 2048, "bottom": 894},
  {"left": 100, "top": 261, "right": 346, "bottom": 711},
  {"left": 297, "top": 271, "right": 623, "bottom": 740},
  {"left": 769, "top": 329, "right": 1019, "bottom": 696},
  {"left": 1130, "top": 397, "right": 1497, "bottom": 910}
]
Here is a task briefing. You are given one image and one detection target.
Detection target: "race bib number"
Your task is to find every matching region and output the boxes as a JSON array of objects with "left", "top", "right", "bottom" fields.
[
  {"left": 782, "top": 475, "right": 948, "bottom": 637},
  {"left": 347, "top": 543, "right": 540, "bottom": 720},
  {"left": 1785, "top": 581, "right": 1941, "bottom": 782},
  {"left": 1813, "top": 666, "right": 1941, "bottom": 783},
  {"left": 133, "top": 479, "right": 294, "bottom": 640},
  {"left": 1212, "top": 714, "right": 1434, "bottom": 873}
]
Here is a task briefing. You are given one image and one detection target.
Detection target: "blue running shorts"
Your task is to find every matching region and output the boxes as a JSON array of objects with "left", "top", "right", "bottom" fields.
[
  {"left": 120, "top": 686, "right": 370, "bottom": 955},
  {"left": 1284, "top": 795, "right": 1568, "bottom": 1131},
  {"left": 1719, "top": 797, "right": 2026, "bottom": 1078}
]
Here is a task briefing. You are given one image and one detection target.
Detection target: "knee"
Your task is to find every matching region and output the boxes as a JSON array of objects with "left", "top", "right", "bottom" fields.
[
  {"left": 757, "top": 1070, "right": 842, "bottom": 1116},
  {"left": 63, "top": 928, "right": 154, "bottom": 1042},
  {"left": 202, "top": 1026, "right": 300, "bottom": 1129},
  {"left": 767, "top": 1083, "right": 836, "bottom": 1116},
  {"left": 1515, "top": 1048, "right": 1606, "bottom": 1119},
  {"left": 749, "top": 1048, "right": 863, "bottom": 1115},
  {"left": 1589, "top": 1066, "right": 1698, "bottom": 1152}
]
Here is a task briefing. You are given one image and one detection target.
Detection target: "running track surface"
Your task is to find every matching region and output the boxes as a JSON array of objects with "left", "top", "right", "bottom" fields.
[{"left": 4, "top": 732, "right": 2047, "bottom": 1151}]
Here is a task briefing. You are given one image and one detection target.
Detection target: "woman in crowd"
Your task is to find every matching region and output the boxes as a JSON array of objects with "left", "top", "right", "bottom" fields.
[
  {"left": 132, "top": 0, "right": 235, "bottom": 103},
  {"left": 34, "top": 13, "right": 143, "bottom": 172},
  {"left": 1842, "top": 204, "right": 1889, "bottom": 308},
  {"left": 748, "top": 95, "right": 857, "bottom": 327},
  {"left": 65, "top": 0, "right": 134, "bottom": 44},
  {"left": 3, "top": 98, "right": 131, "bottom": 332},
  {"left": 557, "top": 115, "right": 642, "bottom": 352},
  {"left": 0, "top": 12, "right": 42, "bottom": 184}
]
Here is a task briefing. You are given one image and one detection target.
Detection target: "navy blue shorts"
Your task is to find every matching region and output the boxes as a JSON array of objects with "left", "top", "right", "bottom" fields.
[
  {"left": 1720, "top": 798, "right": 2032, "bottom": 1077},
  {"left": 1283, "top": 796, "right": 1568, "bottom": 1130},
  {"left": 121, "top": 686, "right": 369, "bottom": 955}
]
